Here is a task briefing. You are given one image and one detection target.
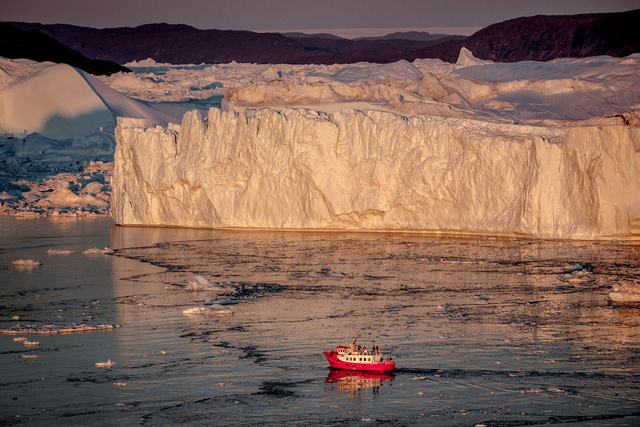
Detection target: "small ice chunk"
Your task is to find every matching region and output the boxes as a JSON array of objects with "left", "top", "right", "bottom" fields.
[
  {"left": 609, "top": 280, "right": 640, "bottom": 301},
  {"left": 166, "top": 276, "right": 235, "bottom": 292},
  {"left": 557, "top": 270, "right": 595, "bottom": 283},
  {"left": 83, "top": 247, "right": 114, "bottom": 255},
  {"left": 1, "top": 323, "right": 117, "bottom": 334},
  {"left": 95, "top": 359, "right": 116, "bottom": 368},
  {"left": 182, "top": 305, "right": 233, "bottom": 315},
  {"left": 47, "top": 249, "right": 77, "bottom": 255},
  {"left": 12, "top": 259, "right": 41, "bottom": 267},
  {"left": 194, "top": 275, "right": 211, "bottom": 286},
  {"left": 182, "top": 307, "right": 207, "bottom": 314},
  {"left": 82, "top": 181, "right": 105, "bottom": 195}
]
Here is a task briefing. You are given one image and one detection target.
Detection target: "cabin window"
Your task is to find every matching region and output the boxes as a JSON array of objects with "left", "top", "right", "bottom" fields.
[{"left": 359, "top": 358, "right": 362, "bottom": 361}]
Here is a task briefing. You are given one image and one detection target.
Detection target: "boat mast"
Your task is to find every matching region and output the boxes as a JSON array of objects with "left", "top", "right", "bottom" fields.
[{"left": 349, "top": 333, "right": 361, "bottom": 352}]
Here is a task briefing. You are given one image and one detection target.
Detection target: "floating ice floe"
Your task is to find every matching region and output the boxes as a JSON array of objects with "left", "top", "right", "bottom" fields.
[
  {"left": 557, "top": 270, "right": 596, "bottom": 283},
  {"left": 12, "top": 259, "right": 41, "bottom": 267},
  {"left": 114, "top": 382, "right": 126, "bottom": 386},
  {"left": 0, "top": 323, "right": 120, "bottom": 335},
  {"left": 83, "top": 247, "right": 115, "bottom": 255},
  {"left": 609, "top": 280, "right": 640, "bottom": 302},
  {"left": 46, "top": 249, "right": 77, "bottom": 255},
  {"left": 0, "top": 162, "right": 115, "bottom": 218},
  {"left": 165, "top": 275, "right": 235, "bottom": 292},
  {"left": 13, "top": 337, "right": 27, "bottom": 342},
  {"left": 182, "top": 304, "right": 233, "bottom": 315},
  {"left": 23, "top": 340, "right": 39, "bottom": 346},
  {"left": 21, "top": 354, "right": 38, "bottom": 359},
  {"left": 95, "top": 359, "right": 116, "bottom": 368}
]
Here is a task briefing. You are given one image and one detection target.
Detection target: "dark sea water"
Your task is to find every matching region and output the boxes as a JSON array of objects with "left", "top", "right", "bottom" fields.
[{"left": 1, "top": 216, "right": 639, "bottom": 426}]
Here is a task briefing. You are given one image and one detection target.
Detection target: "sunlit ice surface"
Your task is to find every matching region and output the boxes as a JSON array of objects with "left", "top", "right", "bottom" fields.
[{"left": 1, "top": 216, "right": 639, "bottom": 425}]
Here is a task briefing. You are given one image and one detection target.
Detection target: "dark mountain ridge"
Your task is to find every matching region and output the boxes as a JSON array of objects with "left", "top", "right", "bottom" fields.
[
  {"left": 0, "top": 22, "right": 129, "bottom": 75},
  {"left": 9, "top": 22, "right": 456, "bottom": 65},
  {"left": 354, "top": 31, "right": 462, "bottom": 42},
  {"left": 8, "top": 9, "right": 640, "bottom": 66},
  {"left": 398, "top": 9, "right": 640, "bottom": 63}
]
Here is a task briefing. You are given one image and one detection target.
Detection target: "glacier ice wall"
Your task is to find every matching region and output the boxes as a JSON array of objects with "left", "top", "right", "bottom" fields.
[{"left": 112, "top": 108, "right": 640, "bottom": 238}]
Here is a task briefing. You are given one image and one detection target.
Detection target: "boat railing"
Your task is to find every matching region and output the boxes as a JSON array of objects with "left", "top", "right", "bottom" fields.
[{"left": 346, "top": 349, "right": 382, "bottom": 357}]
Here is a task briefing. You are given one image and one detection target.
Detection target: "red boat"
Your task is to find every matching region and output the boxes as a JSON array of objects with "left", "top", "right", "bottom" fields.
[{"left": 323, "top": 334, "right": 395, "bottom": 372}]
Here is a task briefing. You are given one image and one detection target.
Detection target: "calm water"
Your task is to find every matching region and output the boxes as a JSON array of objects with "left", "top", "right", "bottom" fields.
[{"left": 1, "top": 216, "right": 639, "bottom": 426}]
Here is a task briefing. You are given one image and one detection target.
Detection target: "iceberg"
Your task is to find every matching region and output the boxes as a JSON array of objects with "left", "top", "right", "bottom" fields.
[
  {"left": 112, "top": 106, "right": 640, "bottom": 239},
  {"left": 452, "top": 47, "right": 493, "bottom": 70},
  {"left": 0, "top": 63, "right": 113, "bottom": 140},
  {"left": 0, "top": 62, "right": 180, "bottom": 140}
]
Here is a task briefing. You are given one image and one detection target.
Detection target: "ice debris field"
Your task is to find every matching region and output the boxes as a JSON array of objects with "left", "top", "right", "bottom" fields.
[{"left": 1, "top": 48, "right": 640, "bottom": 238}]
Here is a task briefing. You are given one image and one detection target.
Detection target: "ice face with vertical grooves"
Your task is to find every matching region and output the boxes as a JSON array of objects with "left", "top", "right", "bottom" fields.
[{"left": 112, "top": 107, "right": 640, "bottom": 239}]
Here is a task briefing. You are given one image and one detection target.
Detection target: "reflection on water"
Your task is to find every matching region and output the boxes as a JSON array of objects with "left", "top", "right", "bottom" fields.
[
  {"left": 325, "top": 369, "right": 395, "bottom": 395},
  {"left": 110, "top": 224, "right": 225, "bottom": 249},
  {"left": 1, "top": 217, "right": 640, "bottom": 426}
]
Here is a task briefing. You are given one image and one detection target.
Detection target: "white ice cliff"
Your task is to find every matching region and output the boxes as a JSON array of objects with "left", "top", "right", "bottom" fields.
[{"left": 112, "top": 107, "right": 640, "bottom": 238}]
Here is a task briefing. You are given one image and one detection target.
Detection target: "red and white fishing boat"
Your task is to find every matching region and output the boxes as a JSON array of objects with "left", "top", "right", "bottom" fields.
[{"left": 323, "top": 334, "right": 395, "bottom": 372}]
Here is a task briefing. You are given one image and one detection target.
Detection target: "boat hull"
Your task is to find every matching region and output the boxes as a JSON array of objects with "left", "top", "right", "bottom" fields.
[{"left": 323, "top": 350, "right": 395, "bottom": 372}]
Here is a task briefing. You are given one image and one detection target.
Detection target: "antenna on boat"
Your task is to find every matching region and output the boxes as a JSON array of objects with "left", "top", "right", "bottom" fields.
[{"left": 351, "top": 333, "right": 361, "bottom": 347}]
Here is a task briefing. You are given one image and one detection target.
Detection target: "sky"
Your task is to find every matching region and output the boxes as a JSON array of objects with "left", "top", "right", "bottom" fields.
[{"left": 2, "top": 0, "right": 638, "bottom": 37}]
